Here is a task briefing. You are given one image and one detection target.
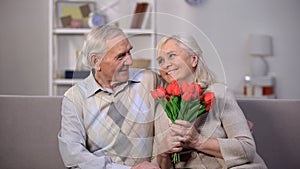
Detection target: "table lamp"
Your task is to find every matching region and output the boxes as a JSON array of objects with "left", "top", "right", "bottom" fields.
[{"left": 249, "top": 34, "right": 273, "bottom": 77}]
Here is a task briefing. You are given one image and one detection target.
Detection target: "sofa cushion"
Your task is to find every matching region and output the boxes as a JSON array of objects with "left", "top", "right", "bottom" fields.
[
  {"left": 0, "top": 95, "right": 65, "bottom": 169},
  {"left": 237, "top": 99, "right": 300, "bottom": 169},
  {"left": 1, "top": 95, "right": 299, "bottom": 169}
]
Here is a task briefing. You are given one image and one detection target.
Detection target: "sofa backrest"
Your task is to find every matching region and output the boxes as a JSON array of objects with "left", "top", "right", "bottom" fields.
[
  {"left": 0, "top": 95, "right": 65, "bottom": 169},
  {"left": 238, "top": 99, "right": 300, "bottom": 169},
  {"left": 0, "top": 95, "right": 299, "bottom": 168}
]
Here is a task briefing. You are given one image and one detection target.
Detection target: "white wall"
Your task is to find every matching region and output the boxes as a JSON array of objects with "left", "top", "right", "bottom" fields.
[
  {"left": 157, "top": 0, "right": 300, "bottom": 99},
  {"left": 0, "top": 0, "right": 49, "bottom": 95},
  {"left": 0, "top": 0, "right": 299, "bottom": 98}
]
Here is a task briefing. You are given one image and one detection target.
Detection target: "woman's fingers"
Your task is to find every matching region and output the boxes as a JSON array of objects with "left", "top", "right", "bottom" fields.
[
  {"left": 170, "top": 122, "right": 201, "bottom": 148},
  {"left": 166, "top": 120, "right": 203, "bottom": 152},
  {"left": 171, "top": 122, "right": 193, "bottom": 137},
  {"left": 169, "top": 146, "right": 183, "bottom": 153},
  {"left": 163, "top": 136, "right": 184, "bottom": 153},
  {"left": 174, "top": 120, "right": 192, "bottom": 127}
]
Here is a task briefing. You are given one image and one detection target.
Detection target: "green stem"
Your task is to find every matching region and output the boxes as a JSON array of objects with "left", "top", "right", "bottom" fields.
[
  {"left": 188, "top": 106, "right": 206, "bottom": 122},
  {"left": 171, "top": 152, "right": 180, "bottom": 164},
  {"left": 183, "top": 100, "right": 199, "bottom": 121}
]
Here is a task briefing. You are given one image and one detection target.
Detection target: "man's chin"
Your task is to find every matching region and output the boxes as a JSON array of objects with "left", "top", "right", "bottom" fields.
[{"left": 115, "top": 71, "right": 130, "bottom": 82}]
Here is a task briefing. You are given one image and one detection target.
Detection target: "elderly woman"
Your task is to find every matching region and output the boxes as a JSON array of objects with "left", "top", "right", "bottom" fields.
[{"left": 153, "top": 34, "right": 267, "bottom": 169}]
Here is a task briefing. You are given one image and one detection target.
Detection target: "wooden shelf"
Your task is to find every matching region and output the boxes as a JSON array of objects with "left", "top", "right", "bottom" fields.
[
  {"left": 49, "top": 0, "right": 156, "bottom": 95},
  {"left": 53, "top": 28, "right": 154, "bottom": 35},
  {"left": 123, "top": 28, "right": 154, "bottom": 34},
  {"left": 54, "top": 79, "right": 83, "bottom": 85},
  {"left": 53, "top": 28, "right": 91, "bottom": 34}
]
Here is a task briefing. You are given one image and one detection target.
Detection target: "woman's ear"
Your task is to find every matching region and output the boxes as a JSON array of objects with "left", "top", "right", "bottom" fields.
[{"left": 192, "top": 55, "right": 198, "bottom": 68}]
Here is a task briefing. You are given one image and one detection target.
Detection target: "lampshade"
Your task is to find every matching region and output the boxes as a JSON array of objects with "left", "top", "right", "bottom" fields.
[{"left": 249, "top": 34, "right": 272, "bottom": 56}]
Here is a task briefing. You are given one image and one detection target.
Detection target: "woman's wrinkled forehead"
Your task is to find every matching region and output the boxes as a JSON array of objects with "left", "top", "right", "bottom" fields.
[{"left": 156, "top": 38, "right": 183, "bottom": 57}]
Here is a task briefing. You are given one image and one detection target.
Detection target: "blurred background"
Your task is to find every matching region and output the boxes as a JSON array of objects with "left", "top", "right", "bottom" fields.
[{"left": 0, "top": 0, "right": 299, "bottom": 99}]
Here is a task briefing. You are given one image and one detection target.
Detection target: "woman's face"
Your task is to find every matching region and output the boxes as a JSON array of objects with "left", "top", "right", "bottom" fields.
[{"left": 157, "top": 39, "right": 198, "bottom": 84}]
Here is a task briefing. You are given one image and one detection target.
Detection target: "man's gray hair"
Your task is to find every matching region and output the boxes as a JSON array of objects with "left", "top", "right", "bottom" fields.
[{"left": 81, "top": 25, "right": 126, "bottom": 69}]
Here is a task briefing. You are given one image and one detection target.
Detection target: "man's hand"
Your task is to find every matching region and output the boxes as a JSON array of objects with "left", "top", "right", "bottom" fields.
[{"left": 131, "top": 161, "right": 160, "bottom": 169}]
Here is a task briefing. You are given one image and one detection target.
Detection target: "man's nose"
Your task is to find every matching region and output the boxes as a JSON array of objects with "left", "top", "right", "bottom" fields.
[{"left": 124, "top": 54, "right": 133, "bottom": 65}]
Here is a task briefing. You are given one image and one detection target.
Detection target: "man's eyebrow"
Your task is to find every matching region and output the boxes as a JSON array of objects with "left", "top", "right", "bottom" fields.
[
  {"left": 114, "top": 52, "right": 125, "bottom": 59},
  {"left": 114, "top": 46, "right": 133, "bottom": 59},
  {"left": 123, "top": 46, "right": 133, "bottom": 53}
]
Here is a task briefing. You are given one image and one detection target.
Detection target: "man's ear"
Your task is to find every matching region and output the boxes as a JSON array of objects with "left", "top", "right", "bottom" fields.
[
  {"left": 90, "top": 55, "right": 98, "bottom": 67},
  {"left": 192, "top": 55, "right": 198, "bottom": 68}
]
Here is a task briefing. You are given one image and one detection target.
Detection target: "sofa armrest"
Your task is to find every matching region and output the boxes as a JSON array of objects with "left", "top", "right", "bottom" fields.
[
  {"left": 237, "top": 99, "right": 300, "bottom": 169},
  {"left": 0, "top": 95, "right": 65, "bottom": 169}
]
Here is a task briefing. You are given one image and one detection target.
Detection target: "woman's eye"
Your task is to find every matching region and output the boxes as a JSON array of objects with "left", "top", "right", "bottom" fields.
[
  {"left": 157, "top": 59, "right": 164, "bottom": 65},
  {"left": 169, "top": 53, "right": 176, "bottom": 58}
]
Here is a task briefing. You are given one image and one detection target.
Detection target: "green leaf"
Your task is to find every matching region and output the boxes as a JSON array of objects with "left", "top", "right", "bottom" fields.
[
  {"left": 158, "top": 98, "right": 175, "bottom": 123},
  {"left": 179, "top": 100, "right": 188, "bottom": 120},
  {"left": 185, "top": 102, "right": 201, "bottom": 122},
  {"left": 189, "top": 108, "right": 204, "bottom": 122},
  {"left": 172, "top": 96, "right": 180, "bottom": 112},
  {"left": 196, "top": 103, "right": 207, "bottom": 117},
  {"left": 166, "top": 101, "right": 176, "bottom": 123},
  {"left": 169, "top": 96, "right": 180, "bottom": 121}
]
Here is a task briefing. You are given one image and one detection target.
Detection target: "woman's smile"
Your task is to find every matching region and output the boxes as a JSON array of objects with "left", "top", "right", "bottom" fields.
[{"left": 166, "top": 68, "right": 177, "bottom": 76}]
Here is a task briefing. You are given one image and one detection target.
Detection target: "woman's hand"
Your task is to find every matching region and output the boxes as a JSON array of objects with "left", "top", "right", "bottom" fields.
[
  {"left": 247, "top": 120, "right": 254, "bottom": 133},
  {"left": 156, "top": 153, "right": 172, "bottom": 169},
  {"left": 159, "top": 126, "right": 185, "bottom": 154},
  {"left": 171, "top": 120, "right": 223, "bottom": 158},
  {"left": 171, "top": 120, "right": 203, "bottom": 149}
]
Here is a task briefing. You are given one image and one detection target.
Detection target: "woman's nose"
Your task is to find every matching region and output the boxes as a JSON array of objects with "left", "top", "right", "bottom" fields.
[{"left": 161, "top": 59, "right": 171, "bottom": 69}]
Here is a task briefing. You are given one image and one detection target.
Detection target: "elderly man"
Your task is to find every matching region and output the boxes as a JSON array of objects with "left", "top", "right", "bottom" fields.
[{"left": 58, "top": 25, "right": 161, "bottom": 169}]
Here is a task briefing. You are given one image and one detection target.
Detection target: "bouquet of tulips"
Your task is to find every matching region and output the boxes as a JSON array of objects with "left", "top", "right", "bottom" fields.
[{"left": 151, "top": 81, "right": 216, "bottom": 164}]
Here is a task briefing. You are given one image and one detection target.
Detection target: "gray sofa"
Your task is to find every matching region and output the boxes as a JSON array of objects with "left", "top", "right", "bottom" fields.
[{"left": 0, "top": 95, "right": 299, "bottom": 169}]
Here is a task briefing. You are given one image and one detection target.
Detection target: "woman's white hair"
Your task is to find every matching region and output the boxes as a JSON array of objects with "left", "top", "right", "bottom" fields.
[
  {"left": 81, "top": 24, "right": 126, "bottom": 69},
  {"left": 156, "top": 34, "right": 215, "bottom": 88}
]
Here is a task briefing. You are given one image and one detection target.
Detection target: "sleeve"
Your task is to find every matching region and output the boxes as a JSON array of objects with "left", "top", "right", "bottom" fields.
[
  {"left": 151, "top": 71, "right": 170, "bottom": 164},
  {"left": 151, "top": 70, "right": 165, "bottom": 89},
  {"left": 58, "top": 96, "right": 131, "bottom": 169},
  {"left": 217, "top": 89, "right": 256, "bottom": 168}
]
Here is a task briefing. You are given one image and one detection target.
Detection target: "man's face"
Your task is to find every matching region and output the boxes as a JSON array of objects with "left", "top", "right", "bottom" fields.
[{"left": 97, "top": 35, "right": 133, "bottom": 84}]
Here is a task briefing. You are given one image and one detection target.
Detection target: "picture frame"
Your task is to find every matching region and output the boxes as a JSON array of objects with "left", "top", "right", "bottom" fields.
[{"left": 55, "top": 1, "right": 96, "bottom": 28}]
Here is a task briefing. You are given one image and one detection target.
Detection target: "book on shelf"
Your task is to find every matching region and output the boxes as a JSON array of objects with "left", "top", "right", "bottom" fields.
[
  {"left": 141, "top": 2, "right": 151, "bottom": 29},
  {"left": 130, "top": 2, "right": 150, "bottom": 29}
]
